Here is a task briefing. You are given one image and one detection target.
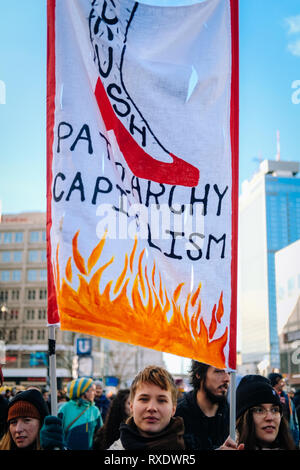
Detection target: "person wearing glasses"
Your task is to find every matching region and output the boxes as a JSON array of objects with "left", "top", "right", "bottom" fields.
[{"left": 235, "top": 375, "right": 297, "bottom": 450}]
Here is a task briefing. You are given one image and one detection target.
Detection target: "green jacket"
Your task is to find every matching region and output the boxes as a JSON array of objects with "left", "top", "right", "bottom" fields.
[{"left": 58, "top": 398, "right": 103, "bottom": 450}]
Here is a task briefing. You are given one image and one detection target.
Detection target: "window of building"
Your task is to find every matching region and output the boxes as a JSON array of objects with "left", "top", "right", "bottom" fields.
[
  {"left": 38, "top": 309, "right": 46, "bottom": 320},
  {"left": 27, "top": 269, "right": 38, "bottom": 282},
  {"left": 13, "top": 251, "right": 22, "bottom": 262},
  {"left": 41, "top": 250, "right": 47, "bottom": 262},
  {"left": 0, "top": 271, "right": 10, "bottom": 282},
  {"left": 11, "top": 289, "right": 20, "bottom": 300},
  {"left": 1, "top": 251, "right": 11, "bottom": 262},
  {"left": 40, "top": 270, "right": 47, "bottom": 281},
  {"left": 10, "top": 310, "right": 19, "bottom": 320},
  {"left": 29, "top": 231, "right": 40, "bottom": 243},
  {"left": 28, "top": 250, "right": 39, "bottom": 262},
  {"left": 0, "top": 290, "right": 8, "bottom": 301},
  {"left": 37, "top": 330, "right": 46, "bottom": 341},
  {"left": 24, "top": 329, "right": 34, "bottom": 341},
  {"left": 1, "top": 251, "right": 22, "bottom": 263},
  {"left": 12, "top": 270, "right": 21, "bottom": 282},
  {"left": 14, "top": 232, "right": 24, "bottom": 243},
  {"left": 27, "top": 290, "right": 36, "bottom": 300},
  {"left": 26, "top": 309, "right": 35, "bottom": 320},
  {"left": 3, "top": 232, "right": 12, "bottom": 244},
  {"left": 9, "top": 329, "right": 17, "bottom": 342},
  {"left": 288, "top": 277, "right": 295, "bottom": 296},
  {"left": 42, "top": 231, "right": 46, "bottom": 242},
  {"left": 277, "top": 286, "right": 285, "bottom": 301},
  {"left": 39, "top": 289, "right": 47, "bottom": 300}
]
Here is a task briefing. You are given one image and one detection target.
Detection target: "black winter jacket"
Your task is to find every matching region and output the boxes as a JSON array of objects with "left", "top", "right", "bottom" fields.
[{"left": 175, "top": 390, "right": 229, "bottom": 450}]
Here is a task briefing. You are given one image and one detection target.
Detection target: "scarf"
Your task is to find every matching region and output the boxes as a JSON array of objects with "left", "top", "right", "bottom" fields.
[{"left": 119, "top": 416, "right": 185, "bottom": 450}]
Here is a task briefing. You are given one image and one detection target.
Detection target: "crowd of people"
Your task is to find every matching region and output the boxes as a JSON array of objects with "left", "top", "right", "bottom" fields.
[{"left": 0, "top": 362, "right": 299, "bottom": 451}]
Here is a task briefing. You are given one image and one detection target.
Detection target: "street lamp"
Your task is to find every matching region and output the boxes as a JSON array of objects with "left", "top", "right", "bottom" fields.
[
  {"left": 0, "top": 304, "right": 7, "bottom": 366},
  {"left": 0, "top": 304, "right": 8, "bottom": 317},
  {"left": 0, "top": 304, "right": 8, "bottom": 352}
]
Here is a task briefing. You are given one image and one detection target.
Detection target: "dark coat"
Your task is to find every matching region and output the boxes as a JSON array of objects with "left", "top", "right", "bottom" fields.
[
  {"left": 0, "top": 395, "right": 8, "bottom": 439},
  {"left": 94, "top": 394, "right": 111, "bottom": 422},
  {"left": 175, "top": 390, "right": 229, "bottom": 450}
]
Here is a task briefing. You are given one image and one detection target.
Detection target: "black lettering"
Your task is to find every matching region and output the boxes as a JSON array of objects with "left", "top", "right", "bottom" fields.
[
  {"left": 101, "top": 1, "right": 118, "bottom": 25},
  {"left": 53, "top": 172, "right": 66, "bottom": 202},
  {"left": 186, "top": 233, "right": 204, "bottom": 260},
  {"left": 107, "top": 83, "right": 131, "bottom": 117},
  {"left": 131, "top": 176, "right": 142, "bottom": 204},
  {"left": 92, "top": 15, "right": 101, "bottom": 36},
  {"left": 168, "top": 185, "right": 184, "bottom": 214},
  {"left": 57, "top": 121, "right": 73, "bottom": 153},
  {"left": 70, "top": 124, "right": 93, "bottom": 154},
  {"left": 66, "top": 172, "right": 85, "bottom": 202},
  {"left": 163, "top": 230, "right": 184, "bottom": 260},
  {"left": 99, "top": 132, "right": 111, "bottom": 160},
  {"left": 145, "top": 181, "right": 165, "bottom": 208},
  {"left": 88, "top": 8, "right": 97, "bottom": 43},
  {"left": 113, "top": 186, "right": 129, "bottom": 216},
  {"left": 95, "top": 43, "right": 113, "bottom": 78},
  {"left": 115, "top": 162, "right": 126, "bottom": 182},
  {"left": 190, "top": 184, "right": 210, "bottom": 216},
  {"left": 206, "top": 234, "right": 226, "bottom": 259},
  {"left": 129, "top": 114, "right": 146, "bottom": 147},
  {"left": 147, "top": 224, "right": 161, "bottom": 252},
  {"left": 213, "top": 184, "right": 228, "bottom": 216},
  {"left": 92, "top": 177, "right": 113, "bottom": 205}
]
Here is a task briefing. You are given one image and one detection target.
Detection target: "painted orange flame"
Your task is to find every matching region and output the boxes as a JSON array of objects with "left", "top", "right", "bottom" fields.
[{"left": 54, "top": 231, "right": 228, "bottom": 368}]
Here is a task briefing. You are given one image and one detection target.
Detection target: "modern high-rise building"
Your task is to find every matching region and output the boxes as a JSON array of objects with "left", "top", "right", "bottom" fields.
[{"left": 239, "top": 159, "right": 300, "bottom": 371}]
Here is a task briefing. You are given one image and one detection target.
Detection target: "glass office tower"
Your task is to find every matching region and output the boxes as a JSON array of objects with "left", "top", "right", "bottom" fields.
[{"left": 239, "top": 160, "right": 300, "bottom": 370}]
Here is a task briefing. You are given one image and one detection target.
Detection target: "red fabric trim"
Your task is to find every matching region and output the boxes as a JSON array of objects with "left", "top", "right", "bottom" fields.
[
  {"left": 228, "top": 0, "right": 239, "bottom": 370},
  {"left": 46, "top": 0, "right": 59, "bottom": 324},
  {"left": 94, "top": 77, "right": 199, "bottom": 187}
]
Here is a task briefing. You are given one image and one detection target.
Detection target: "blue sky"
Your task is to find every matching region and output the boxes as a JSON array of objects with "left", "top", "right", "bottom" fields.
[
  {"left": 0, "top": 0, "right": 300, "bottom": 215},
  {"left": 0, "top": 1, "right": 300, "bottom": 373},
  {"left": 239, "top": 0, "right": 300, "bottom": 185}
]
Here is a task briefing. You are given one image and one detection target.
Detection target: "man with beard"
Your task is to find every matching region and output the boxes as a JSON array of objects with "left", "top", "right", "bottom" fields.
[{"left": 175, "top": 361, "right": 230, "bottom": 450}]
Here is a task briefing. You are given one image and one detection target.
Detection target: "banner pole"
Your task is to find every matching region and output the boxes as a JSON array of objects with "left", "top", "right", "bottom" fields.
[
  {"left": 48, "top": 324, "right": 58, "bottom": 416},
  {"left": 229, "top": 370, "right": 236, "bottom": 440}
]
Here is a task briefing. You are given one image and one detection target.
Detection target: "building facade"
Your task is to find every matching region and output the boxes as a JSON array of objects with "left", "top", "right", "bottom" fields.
[
  {"left": 239, "top": 160, "right": 300, "bottom": 370},
  {"left": 0, "top": 212, "right": 164, "bottom": 387},
  {"left": 275, "top": 240, "right": 300, "bottom": 385},
  {"left": 275, "top": 239, "right": 300, "bottom": 335},
  {"left": 0, "top": 212, "right": 88, "bottom": 386}
]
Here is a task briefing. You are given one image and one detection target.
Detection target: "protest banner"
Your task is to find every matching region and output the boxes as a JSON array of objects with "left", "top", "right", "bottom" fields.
[{"left": 47, "top": 0, "right": 239, "bottom": 371}]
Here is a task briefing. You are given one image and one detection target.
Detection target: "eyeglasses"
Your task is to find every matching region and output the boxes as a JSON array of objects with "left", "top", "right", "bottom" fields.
[{"left": 251, "top": 406, "right": 282, "bottom": 417}]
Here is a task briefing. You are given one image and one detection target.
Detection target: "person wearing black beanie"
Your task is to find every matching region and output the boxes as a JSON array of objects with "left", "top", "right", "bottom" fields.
[
  {"left": 0, "top": 388, "right": 50, "bottom": 450},
  {"left": 235, "top": 375, "right": 296, "bottom": 450}
]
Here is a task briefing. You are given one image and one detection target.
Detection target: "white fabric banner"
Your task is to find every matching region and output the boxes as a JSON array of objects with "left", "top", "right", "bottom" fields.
[{"left": 47, "top": 0, "right": 239, "bottom": 369}]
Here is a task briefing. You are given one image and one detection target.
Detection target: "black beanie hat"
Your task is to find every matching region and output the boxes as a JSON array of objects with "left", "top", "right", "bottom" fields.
[
  {"left": 268, "top": 373, "right": 283, "bottom": 387},
  {"left": 7, "top": 389, "right": 49, "bottom": 423},
  {"left": 236, "top": 375, "right": 281, "bottom": 419}
]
